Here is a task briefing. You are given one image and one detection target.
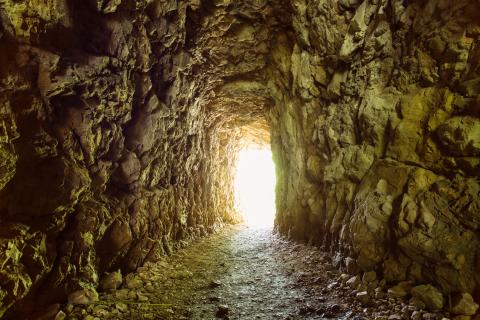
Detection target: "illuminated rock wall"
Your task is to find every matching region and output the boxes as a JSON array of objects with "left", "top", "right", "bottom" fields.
[
  {"left": 269, "top": 0, "right": 480, "bottom": 296},
  {"left": 0, "top": 0, "right": 276, "bottom": 316},
  {"left": 0, "top": 0, "right": 479, "bottom": 316}
]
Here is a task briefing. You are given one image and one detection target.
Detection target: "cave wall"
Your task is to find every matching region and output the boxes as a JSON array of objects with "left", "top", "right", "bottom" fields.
[
  {"left": 269, "top": 0, "right": 480, "bottom": 296},
  {"left": 0, "top": 0, "right": 277, "bottom": 316},
  {"left": 1, "top": 0, "right": 480, "bottom": 316}
]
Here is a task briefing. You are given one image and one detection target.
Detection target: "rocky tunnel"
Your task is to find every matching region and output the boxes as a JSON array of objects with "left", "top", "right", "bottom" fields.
[{"left": 0, "top": 0, "right": 480, "bottom": 318}]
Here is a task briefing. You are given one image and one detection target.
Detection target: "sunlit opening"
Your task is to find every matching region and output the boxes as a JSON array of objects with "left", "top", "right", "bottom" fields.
[{"left": 234, "top": 147, "right": 276, "bottom": 228}]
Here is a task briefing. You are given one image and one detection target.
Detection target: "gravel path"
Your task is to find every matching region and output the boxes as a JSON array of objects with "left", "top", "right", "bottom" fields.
[{"left": 67, "top": 225, "right": 447, "bottom": 320}]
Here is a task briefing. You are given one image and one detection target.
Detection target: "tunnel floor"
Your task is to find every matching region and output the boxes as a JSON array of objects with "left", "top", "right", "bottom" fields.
[{"left": 67, "top": 226, "right": 445, "bottom": 320}]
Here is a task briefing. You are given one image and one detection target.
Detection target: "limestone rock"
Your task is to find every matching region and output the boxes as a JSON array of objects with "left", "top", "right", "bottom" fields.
[
  {"left": 0, "top": 0, "right": 480, "bottom": 316},
  {"left": 437, "top": 117, "right": 480, "bottom": 156},
  {"left": 411, "top": 285, "right": 444, "bottom": 311},
  {"left": 450, "top": 293, "right": 479, "bottom": 316}
]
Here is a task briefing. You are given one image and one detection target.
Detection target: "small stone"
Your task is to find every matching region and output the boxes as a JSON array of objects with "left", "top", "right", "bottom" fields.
[
  {"left": 54, "top": 311, "right": 66, "bottom": 320},
  {"left": 93, "top": 306, "right": 108, "bottom": 317},
  {"left": 114, "top": 289, "right": 130, "bottom": 300},
  {"left": 357, "top": 282, "right": 368, "bottom": 292},
  {"left": 128, "top": 290, "right": 137, "bottom": 300},
  {"left": 68, "top": 289, "right": 99, "bottom": 305},
  {"left": 65, "top": 304, "right": 73, "bottom": 313},
  {"left": 422, "top": 313, "right": 437, "bottom": 320},
  {"left": 115, "top": 302, "right": 128, "bottom": 312},
  {"left": 388, "top": 281, "right": 412, "bottom": 298},
  {"left": 216, "top": 305, "right": 229, "bottom": 318},
  {"left": 339, "top": 273, "right": 350, "bottom": 283},
  {"left": 411, "top": 311, "right": 422, "bottom": 320},
  {"left": 375, "top": 291, "right": 385, "bottom": 299},
  {"left": 367, "top": 279, "right": 379, "bottom": 289},
  {"left": 347, "top": 276, "right": 361, "bottom": 289},
  {"left": 388, "top": 315, "right": 402, "bottom": 320},
  {"left": 125, "top": 276, "right": 143, "bottom": 289},
  {"left": 450, "top": 292, "right": 479, "bottom": 316},
  {"left": 327, "top": 281, "right": 339, "bottom": 289},
  {"left": 356, "top": 291, "right": 370, "bottom": 305},
  {"left": 137, "top": 293, "right": 149, "bottom": 302},
  {"left": 145, "top": 284, "right": 155, "bottom": 293},
  {"left": 411, "top": 284, "right": 444, "bottom": 311}
]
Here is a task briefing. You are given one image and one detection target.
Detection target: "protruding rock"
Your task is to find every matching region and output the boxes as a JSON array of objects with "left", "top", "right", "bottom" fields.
[
  {"left": 411, "top": 285, "right": 444, "bottom": 310},
  {"left": 450, "top": 292, "right": 479, "bottom": 316}
]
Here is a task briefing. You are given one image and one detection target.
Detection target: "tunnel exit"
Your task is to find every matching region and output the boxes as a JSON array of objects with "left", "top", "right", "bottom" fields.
[{"left": 234, "top": 147, "right": 276, "bottom": 227}]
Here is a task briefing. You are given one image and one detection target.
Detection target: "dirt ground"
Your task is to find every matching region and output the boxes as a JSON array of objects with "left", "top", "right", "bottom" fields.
[{"left": 67, "top": 225, "right": 446, "bottom": 320}]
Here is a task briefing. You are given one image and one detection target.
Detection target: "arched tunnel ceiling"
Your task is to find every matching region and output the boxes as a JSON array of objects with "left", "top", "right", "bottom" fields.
[{"left": 169, "top": 0, "right": 283, "bottom": 132}]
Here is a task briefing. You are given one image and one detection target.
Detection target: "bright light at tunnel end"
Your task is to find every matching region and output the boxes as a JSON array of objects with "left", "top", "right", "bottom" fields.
[{"left": 234, "top": 147, "right": 276, "bottom": 228}]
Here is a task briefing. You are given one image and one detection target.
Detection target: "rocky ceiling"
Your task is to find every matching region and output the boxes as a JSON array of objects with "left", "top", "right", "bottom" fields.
[{"left": 1, "top": 0, "right": 480, "bottom": 318}]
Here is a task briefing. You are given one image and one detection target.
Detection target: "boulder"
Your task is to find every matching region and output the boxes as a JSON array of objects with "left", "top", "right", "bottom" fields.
[
  {"left": 411, "top": 285, "right": 444, "bottom": 310},
  {"left": 450, "top": 293, "right": 479, "bottom": 316}
]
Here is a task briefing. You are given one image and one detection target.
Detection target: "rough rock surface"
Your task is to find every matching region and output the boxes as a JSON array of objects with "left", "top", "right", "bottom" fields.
[
  {"left": 0, "top": 0, "right": 274, "bottom": 316},
  {"left": 270, "top": 0, "right": 480, "bottom": 300},
  {"left": 0, "top": 0, "right": 479, "bottom": 317}
]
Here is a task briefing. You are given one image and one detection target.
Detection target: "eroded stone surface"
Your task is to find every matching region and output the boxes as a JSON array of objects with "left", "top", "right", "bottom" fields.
[
  {"left": 0, "top": 0, "right": 276, "bottom": 316},
  {"left": 270, "top": 0, "right": 480, "bottom": 301},
  {"left": 0, "top": 0, "right": 480, "bottom": 317}
]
